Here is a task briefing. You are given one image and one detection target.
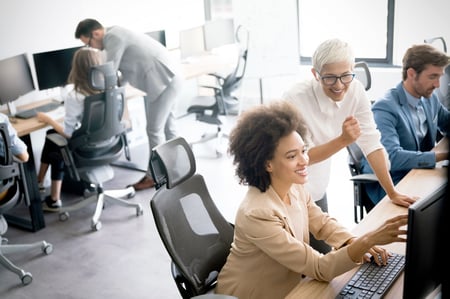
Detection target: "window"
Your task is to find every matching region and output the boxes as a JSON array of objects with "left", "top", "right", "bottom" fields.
[{"left": 297, "top": 0, "right": 394, "bottom": 65}]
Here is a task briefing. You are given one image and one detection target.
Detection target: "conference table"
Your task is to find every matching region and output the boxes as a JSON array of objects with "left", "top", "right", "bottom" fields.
[{"left": 286, "top": 138, "right": 448, "bottom": 299}]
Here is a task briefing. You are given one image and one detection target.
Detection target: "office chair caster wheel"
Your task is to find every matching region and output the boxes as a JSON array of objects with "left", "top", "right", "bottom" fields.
[
  {"left": 59, "top": 212, "right": 69, "bottom": 221},
  {"left": 92, "top": 220, "right": 102, "bottom": 231},
  {"left": 42, "top": 242, "right": 53, "bottom": 255},
  {"left": 136, "top": 205, "right": 144, "bottom": 216},
  {"left": 21, "top": 272, "right": 32, "bottom": 285},
  {"left": 128, "top": 189, "right": 136, "bottom": 199}
]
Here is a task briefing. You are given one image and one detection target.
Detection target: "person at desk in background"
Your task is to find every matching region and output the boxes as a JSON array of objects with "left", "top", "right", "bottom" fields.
[
  {"left": 215, "top": 100, "right": 408, "bottom": 299},
  {"left": 74, "top": 18, "right": 184, "bottom": 191},
  {"left": 0, "top": 113, "right": 29, "bottom": 201},
  {"left": 282, "top": 38, "right": 415, "bottom": 254},
  {"left": 36, "top": 48, "right": 104, "bottom": 210},
  {"left": 360, "top": 44, "right": 450, "bottom": 205}
]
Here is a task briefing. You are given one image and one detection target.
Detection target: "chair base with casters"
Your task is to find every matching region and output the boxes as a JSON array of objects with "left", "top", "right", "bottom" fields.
[
  {"left": 47, "top": 135, "right": 144, "bottom": 231},
  {"left": 0, "top": 185, "right": 53, "bottom": 285}
]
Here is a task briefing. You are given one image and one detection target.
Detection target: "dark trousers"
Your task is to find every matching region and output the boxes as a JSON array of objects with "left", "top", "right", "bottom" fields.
[
  {"left": 40, "top": 129, "right": 65, "bottom": 181},
  {"left": 309, "top": 193, "right": 332, "bottom": 254}
]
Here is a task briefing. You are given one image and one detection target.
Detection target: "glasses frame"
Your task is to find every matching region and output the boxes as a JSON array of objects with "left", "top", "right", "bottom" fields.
[{"left": 316, "top": 72, "right": 356, "bottom": 86}]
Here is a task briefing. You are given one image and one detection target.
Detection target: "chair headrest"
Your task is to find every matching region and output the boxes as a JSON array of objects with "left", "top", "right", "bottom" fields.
[
  {"left": 88, "top": 61, "right": 117, "bottom": 91},
  {"left": 149, "top": 137, "right": 196, "bottom": 190}
]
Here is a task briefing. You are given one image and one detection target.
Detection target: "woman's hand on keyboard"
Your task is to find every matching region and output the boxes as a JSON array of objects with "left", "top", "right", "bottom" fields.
[{"left": 346, "top": 214, "right": 408, "bottom": 265}]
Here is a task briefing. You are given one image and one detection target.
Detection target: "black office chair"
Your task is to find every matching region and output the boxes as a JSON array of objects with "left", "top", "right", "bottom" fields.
[
  {"left": 345, "top": 61, "right": 377, "bottom": 223},
  {"left": 0, "top": 123, "right": 53, "bottom": 285},
  {"left": 46, "top": 62, "right": 143, "bottom": 231},
  {"left": 346, "top": 142, "right": 378, "bottom": 223},
  {"left": 354, "top": 61, "right": 372, "bottom": 91},
  {"left": 149, "top": 137, "right": 235, "bottom": 299},
  {"left": 185, "top": 25, "right": 249, "bottom": 154}
]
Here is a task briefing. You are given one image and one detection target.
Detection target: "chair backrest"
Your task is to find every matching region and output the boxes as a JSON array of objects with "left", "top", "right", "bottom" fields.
[
  {"left": 346, "top": 142, "right": 364, "bottom": 176},
  {"left": 68, "top": 63, "right": 128, "bottom": 168},
  {"left": 424, "top": 36, "right": 447, "bottom": 53},
  {"left": 221, "top": 25, "right": 250, "bottom": 95},
  {"left": 424, "top": 37, "right": 450, "bottom": 109},
  {"left": 0, "top": 123, "right": 22, "bottom": 215},
  {"left": 354, "top": 61, "right": 372, "bottom": 91},
  {"left": 149, "top": 137, "right": 234, "bottom": 298}
]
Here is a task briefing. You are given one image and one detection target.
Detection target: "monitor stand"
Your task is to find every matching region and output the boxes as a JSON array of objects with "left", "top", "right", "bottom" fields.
[{"left": 7, "top": 101, "right": 17, "bottom": 117}]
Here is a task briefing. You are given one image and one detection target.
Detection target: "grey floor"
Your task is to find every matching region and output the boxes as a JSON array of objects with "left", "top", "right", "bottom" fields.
[{"left": 0, "top": 113, "right": 355, "bottom": 299}]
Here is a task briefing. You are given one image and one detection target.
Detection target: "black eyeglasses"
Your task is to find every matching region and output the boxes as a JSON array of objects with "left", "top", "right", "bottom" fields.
[{"left": 317, "top": 72, "right": 355, "bottom": 86}]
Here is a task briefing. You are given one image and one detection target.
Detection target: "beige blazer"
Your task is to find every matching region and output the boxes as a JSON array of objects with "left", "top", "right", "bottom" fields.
[{"left": 216, "top": 184, "right": 359, "bottom": 299}]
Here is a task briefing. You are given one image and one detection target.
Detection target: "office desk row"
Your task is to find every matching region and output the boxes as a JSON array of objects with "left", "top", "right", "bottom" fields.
[
  {"left": 286, "top": 141, "right": 448, "bottom": 298},
  {"left": 4, "top": 50, "right": 232, "bottom": 231},
  {"left": 5, "top": 86, "right": 146, "bottom": 232}
]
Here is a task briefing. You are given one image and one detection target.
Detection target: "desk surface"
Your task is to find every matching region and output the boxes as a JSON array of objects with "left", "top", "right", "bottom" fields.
[
  {"left": 181, "top": 53, "right": 235, "bottom": 80},
  {"left": 9, "top": 85, "right": 146, "bottom": 137},
  {"left": 286, "top": 165, "right": 447, "bottom": 299}
]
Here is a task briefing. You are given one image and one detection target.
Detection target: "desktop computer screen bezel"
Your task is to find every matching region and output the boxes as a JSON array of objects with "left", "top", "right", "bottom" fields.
[
  {"left": 403, "top": 183, "right": 446, "bottom": 298},
  {"left": 0, "top": 53, "right": 35, "bottom": 115},
  {"left": 32, "top": 46, "right": 82, "bottom": 90}
]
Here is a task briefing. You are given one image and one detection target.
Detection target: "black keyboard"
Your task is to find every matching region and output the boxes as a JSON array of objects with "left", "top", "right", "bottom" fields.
[
  {"left": 336, "top": 252, "right": 405, "bottom": 299},
  {"left": 15, "top": 101, "right": 62, "bottom": 119}
]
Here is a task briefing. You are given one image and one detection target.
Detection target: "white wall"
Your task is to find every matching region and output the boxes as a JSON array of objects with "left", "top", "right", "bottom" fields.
[
  {"left": 0, "top": 0, "right": 449, "bottom": 106},
  {"left": 232, "top": 0, "right": 450, "bottom": 103}
]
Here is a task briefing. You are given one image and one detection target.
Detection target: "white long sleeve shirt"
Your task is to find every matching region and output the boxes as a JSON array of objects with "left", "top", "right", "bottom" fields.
[{"left": 283, "top": 78, "right": 383, "bottom": 201}]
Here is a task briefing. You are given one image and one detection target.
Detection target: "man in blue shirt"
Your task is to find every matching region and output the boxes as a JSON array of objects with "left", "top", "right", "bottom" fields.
[{"left": 361, "top": 44, "right": 450, "bottom": 204}]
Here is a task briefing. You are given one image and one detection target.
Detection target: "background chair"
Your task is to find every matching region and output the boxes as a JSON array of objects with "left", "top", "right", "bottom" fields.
[
  {"left": 0, "top": 123, "right": 53, "bottom": 285},
  {"left": 424, "top": 36, "right": 450, "bottom": 109},
  {"left": 149, "top": 137, "right": 235, "bottom": 298},
  {"left": 354, "top": 61, "right": 372, "bottom": 91},
  {"left": 345, "top": 61, "right": 377, "bottom": 223},
  {"left": 346, "top": 142, "right": 378, "bottom": 223},
  {"left": 185, "top": 25, "right": 249, "bottom": 154},
  {"left": 47, "top": 62, "right": 143, "bottom": 231}
]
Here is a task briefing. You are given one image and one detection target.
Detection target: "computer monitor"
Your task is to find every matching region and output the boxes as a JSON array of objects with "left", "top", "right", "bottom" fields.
[
  {"left": 0, "top": 53, "right": 35, "bottom": 115},
  {"left": 179, "top": 26, "right": 206, "bottom": 60},
  {"left": 145, "top": 30, "right": 166, "bottom": 47},
  {"left": 203, "top": 18, "right": 235, "bottom": 51},
  {"left": 403, "top": 182, "right": 446, "bottom": 298},
  {"left": 33, "top": 46, "right": 82, "bottom": 90}
]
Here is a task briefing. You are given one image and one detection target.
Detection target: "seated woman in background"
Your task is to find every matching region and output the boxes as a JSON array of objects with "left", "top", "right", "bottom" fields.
[
  {"left": 36, "top": 47, "right": 104, "bottom": 210},
  {"left": 215, "top": 100, "right": 408, "bottom": 299}
]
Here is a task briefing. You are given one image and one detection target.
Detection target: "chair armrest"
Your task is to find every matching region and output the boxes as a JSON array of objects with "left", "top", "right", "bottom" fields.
[
  {"left": 46, "top": 133, "right": 68, "bottom": 147},
  {"left": 207, "top": 72, "right": 226, "bottom": 81},
  {"left": 46, "top": 133, "right": 80, "bottom": 181},
  {"left": 349, "top": 173, "right": 379, "bottom": 183},
  {"left": 199, "top": 85, "right": 222, "bottom": 92}
]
